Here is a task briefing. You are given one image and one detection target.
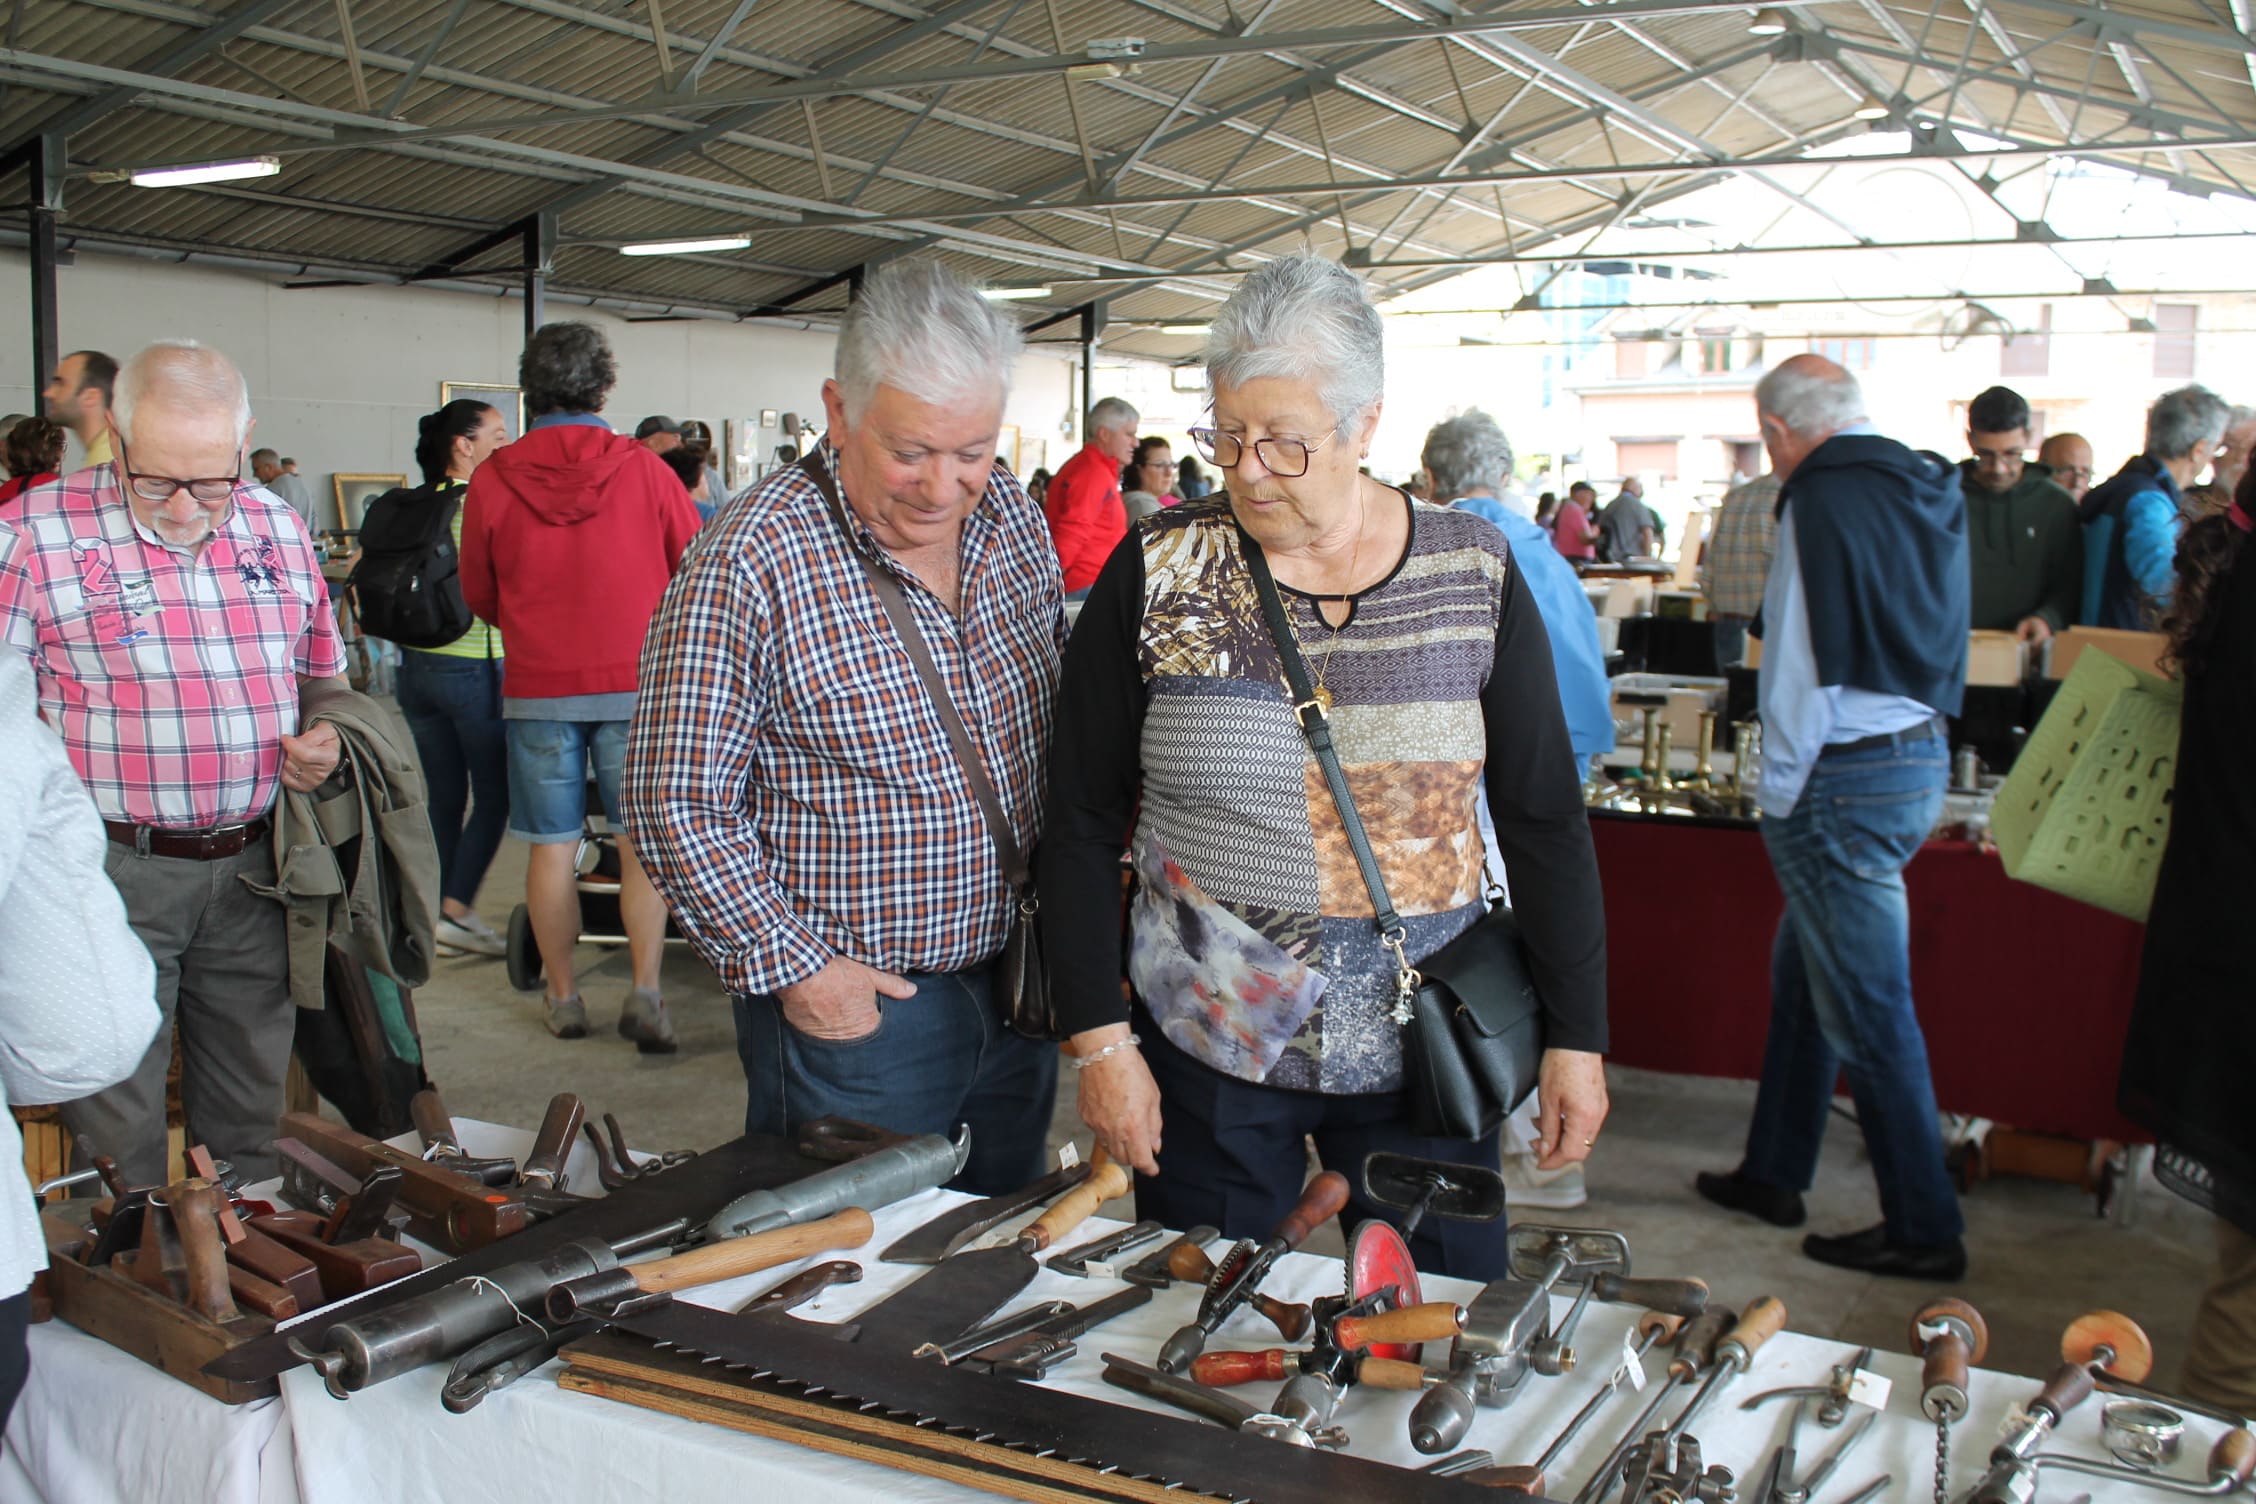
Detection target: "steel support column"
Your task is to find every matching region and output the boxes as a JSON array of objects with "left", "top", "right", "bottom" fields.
[
  {"left": 27, "top": 135, "right": 63, "bottom": 397},
  {"left": 524, "top": 210, "right": 553, "bottom": 341},
  {"left": 1078, "top": 301, "right": 1104, "bottom": 430}
]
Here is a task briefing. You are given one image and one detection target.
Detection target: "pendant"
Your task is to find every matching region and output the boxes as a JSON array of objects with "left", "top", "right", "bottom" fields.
[{"left": 1311, "top": 686, "right": 1333, "bottom": 711}]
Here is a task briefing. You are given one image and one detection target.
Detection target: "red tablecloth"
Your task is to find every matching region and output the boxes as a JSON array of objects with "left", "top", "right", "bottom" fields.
[{"left": 1591, "top": 812, "right": 2150, "bottom": 1142}]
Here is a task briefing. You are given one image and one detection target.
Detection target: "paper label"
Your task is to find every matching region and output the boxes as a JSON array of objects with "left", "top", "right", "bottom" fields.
[
  {"left": 1848, "top": 1371, "right": 1892, "bottom": 1410},
  {"left": 1623, "top": 1328, "right": 1648, "bottom": 1391},
  {"left": 1058, "top": 1143, "right": 1081, "bottom": 1169}
]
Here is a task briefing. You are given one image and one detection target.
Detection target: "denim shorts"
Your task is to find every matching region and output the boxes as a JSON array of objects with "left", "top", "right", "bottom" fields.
[{"left": 504, "top": 718, "right": 627, "bottom": 843}]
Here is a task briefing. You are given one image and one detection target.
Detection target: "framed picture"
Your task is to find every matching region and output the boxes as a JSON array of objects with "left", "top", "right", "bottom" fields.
[
  {"left": 995, "top": 424, "right": 1021, "bottom": 474},
  {"left": 759, "top": 409, "right": 779, "bottom": 429},
  {"left": 332, "top": 473, "right": 406, "bottom": 532},
  {"left": 440, "top": 381, "right": 526, "bottom": 440},
  {"left": 725, "top": 418, "right": 765, "bottom": 493}
]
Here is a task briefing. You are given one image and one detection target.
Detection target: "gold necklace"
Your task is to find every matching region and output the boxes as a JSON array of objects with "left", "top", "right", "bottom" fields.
[{"left": 1300, "top": 497, "right": 1368, "bottom": 711}]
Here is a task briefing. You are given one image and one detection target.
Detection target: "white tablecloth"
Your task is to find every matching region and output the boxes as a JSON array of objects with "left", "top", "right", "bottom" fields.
[{"left": 15, "top": 1129, "right": 2238, "bottom": 1504}]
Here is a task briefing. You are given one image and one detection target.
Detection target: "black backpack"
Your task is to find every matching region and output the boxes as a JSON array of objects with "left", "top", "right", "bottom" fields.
[{"left": 350, "top": 484, "right": 475, "bottom": 649}]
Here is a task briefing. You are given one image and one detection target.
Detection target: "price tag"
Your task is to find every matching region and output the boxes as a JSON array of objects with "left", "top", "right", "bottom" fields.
[
  {"left": 1623, "top": 1328, "right": 1648, "bottom": 1391},
  {"left": 1058, "top": 1143, "right": 1081, "bottom": 1169},
  {"left": 1847, "top": 1370, "right": 1893, "bottom": 1411}
]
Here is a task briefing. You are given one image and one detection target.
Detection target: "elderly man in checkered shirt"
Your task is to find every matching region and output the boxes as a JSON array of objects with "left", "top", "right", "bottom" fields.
[
  {"left": 624, "top": 260, "right": 1066, "bottom": 1196},
  {"left": 0, "top": 340, "right": 347, "bottom": 1189}
]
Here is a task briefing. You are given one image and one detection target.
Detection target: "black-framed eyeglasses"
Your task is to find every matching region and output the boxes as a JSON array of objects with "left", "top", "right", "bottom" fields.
[
  {"left": 114, "top": 433, "right": 240, "bottom": 506},
  {"left": 1188, "top": 426, "right": 1337, "bottom": 479}
]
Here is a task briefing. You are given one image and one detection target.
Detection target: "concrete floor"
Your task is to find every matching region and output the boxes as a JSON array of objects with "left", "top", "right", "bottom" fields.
[{"left": 418, "top": 839, "right": 2217, "bottom": 1391}]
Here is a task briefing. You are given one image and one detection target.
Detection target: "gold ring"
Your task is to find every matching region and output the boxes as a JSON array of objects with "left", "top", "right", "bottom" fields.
[{"left": 1583, "top": 1138, "right": 1595, "bottom": 1147}]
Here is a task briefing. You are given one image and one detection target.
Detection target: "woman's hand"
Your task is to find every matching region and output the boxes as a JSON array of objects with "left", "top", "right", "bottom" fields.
[
  {"left": 1068, "top": 1024, "right": 1164, "bottom": 1175},
  {"left": 1530, "top": 1048, "right": 1609, "bottom": 1170}
]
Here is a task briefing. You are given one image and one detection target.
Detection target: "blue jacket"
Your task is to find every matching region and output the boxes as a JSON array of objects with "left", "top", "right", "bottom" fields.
[
  {"left": 1453, "top": 496, "right": 1615, "bottom": 764},
  {"left": 2078, "top": 456, "right": 2182, "bottom": 630}
]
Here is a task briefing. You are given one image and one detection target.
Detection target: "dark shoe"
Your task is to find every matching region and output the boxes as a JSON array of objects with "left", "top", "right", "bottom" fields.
[
  {"left": 1802, "top": 1223, "right": 1967, "bottom": 1281},
  {"left": 1695, "top": 1169, "right": 1806, "bottom": 1228},
  {"left": 618, "top": 988, "right": 678, "bottom": 1055}
]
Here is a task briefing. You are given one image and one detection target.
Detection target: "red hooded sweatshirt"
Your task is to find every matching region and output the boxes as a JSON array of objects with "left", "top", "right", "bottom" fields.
[{"left": 459, "top": 420, "right": 702, "bottom": 702}]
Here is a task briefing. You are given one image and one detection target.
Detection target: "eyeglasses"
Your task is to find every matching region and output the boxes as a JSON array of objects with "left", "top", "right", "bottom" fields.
[
  {"left": 1188, "top": 426, "right": 1337, "bottom": 479},
  {"left": 115, "top": 434, "right": 240, "bottom": 506}
]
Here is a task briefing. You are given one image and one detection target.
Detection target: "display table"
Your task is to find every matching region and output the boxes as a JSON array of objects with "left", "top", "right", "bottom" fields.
[
  {"left": 1590, "top": 810, "right": 2149, "bottom": 1142},
  {"left": 11, "top": 1130, "right": 2219, "bottom": 1503}
]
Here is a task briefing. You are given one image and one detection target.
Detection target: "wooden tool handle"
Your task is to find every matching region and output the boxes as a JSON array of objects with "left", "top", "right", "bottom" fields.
[
  {"left": 1921, "top": 1334, "right": 1971, "bottom": 1413},
  {"left": 170, "top": 1179, "right": 240, "bottom": 1324},
  {"left": 522, "top": 1093, "right": 586, "bottom": 1185},
  {"left": 1275, "top": 1171, "right": 1350, "bottom": 1250},
  {"left": 1023, "top": 1149, "right": 1129, "bottom": 1253},
  {"left": 1464, "top": 1465, "right": 1545, "bottom": 1493},
  {"left": 1190, "top": 1349, "right": 1288, "bottom": 1386},
  {"left": 1914, "top": 1297, "right": 1991, "bottom": 1363},
  {"left": 2210, "top": 1429, "right": 2256, "bottom": 1487},
  {"left": 1673, "top": 1307, "right": 1736, "bottom": 1376},
  {"left": 1336, "top": 1302, "right": 1466, "bottom": 1348},
  {"left": 1256, "top": 1293, "right": 1312, "bottom": 1343},
  {"left": 2033, "top": 1360, "right": 2095, "bottom": 1418},
  {"left": 91, "top": 1154, "right": 129, "bottom": 1198},
  {"left": 2061, "top": 1309, "right": 2153, "bottom": 1383},
  {"left": 1356, "top": 1356, "right": 1431, "bottom": 1391},
  {"left": 1637, "top": 1311, "right": 1689, "bottom": 1345},
  {"left": 1168, "top": 1242, "right": 1216, "bottom": 1283},
  {"left": 410, "top": 1090, "right": 462, "bottom": 1150},
  {"left": 1595, "top": 1276, "right": 1709, "bottom": 1318},
  {"left": 629, "top": 1208, "right": 876, "bottom": 1295},
  {"left": 1724, "top": 1295, "right": 1786, "bottom": 1360}
]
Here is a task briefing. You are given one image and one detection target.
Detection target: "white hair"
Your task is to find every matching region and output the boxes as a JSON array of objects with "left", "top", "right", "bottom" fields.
[
  {"left": 113, "top": 339, "right": 253, "bottom": 450},
  {"left": 1422, "top": 409, "right": 1513, "bottom": 498},
  {"left": 1088, "top": 396, "right": 1138, "bottom": 434},
  {"left": 835, "top": 259, "right": 1024, "bottom": 418},
  {"left": 1754, "top": 359, "right": 1868, "bottom": 439},
  {"left": 2146, "top": 385, "right": 2232, "bottom": 462},
  {"left": 1205, "top": 255, "right": 1384, "bottom": 428}
]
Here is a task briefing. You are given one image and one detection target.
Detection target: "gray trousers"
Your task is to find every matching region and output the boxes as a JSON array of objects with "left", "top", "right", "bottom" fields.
[{"left": 61, "top": 841, "right": 295, "bottom": 1189}]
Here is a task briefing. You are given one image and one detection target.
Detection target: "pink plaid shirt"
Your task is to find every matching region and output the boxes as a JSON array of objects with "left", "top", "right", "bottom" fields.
[{"left": 0, "top": 467, "right": 346, "bottom": 829}]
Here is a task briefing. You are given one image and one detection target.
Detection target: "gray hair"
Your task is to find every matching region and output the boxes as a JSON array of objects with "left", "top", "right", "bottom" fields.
[
  {"left": 1088, "top": 396, "right": 1138, "bottom": 435},
  {"left": 113, "top": 339, "right": 253, "bottom": 450},
  {"left": 248, "top": 447, "right": 279, "bottom": 466},
  {"left": 1205, "top": 255, "right": 1384, "bottom": 428},
  {"left": 1422, "top": 410, "right": 1513, "bottom": 499},
  {"left": 1754, "top": 359, "right": 1868, "bottom": 438},
  {"left": 2145, "top": 385, "right": 2232, "bottom": 461},
  {"left": 520, "top": 322, "right": 616, "bottom": 416},
  {"left": 836, "top": 258, "right": 1024, "bottom": 418}
]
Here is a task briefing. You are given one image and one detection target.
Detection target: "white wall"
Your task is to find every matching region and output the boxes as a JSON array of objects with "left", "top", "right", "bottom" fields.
[{"left": 0, "top": 249, "right": 1080, "bottom": 526}]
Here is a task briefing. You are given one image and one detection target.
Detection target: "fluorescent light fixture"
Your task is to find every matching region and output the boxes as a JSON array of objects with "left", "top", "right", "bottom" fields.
[
  {"left": 129, "top": 156, "right": 282, "bottom": 188},
  {"left": 1852, "top": 92, "right": 1890, "bottom": 120},
  {"left": 619, "top": 234, "right": 751, "bottom": 256},
  {"left": 981, "top": 286, "right": 1052, "bottom": 300},
  {"left": 1748, "top": 8, "right": 1788, "bottom": 33},
  {"left": 1065, "top": 61, "right": 1126, "bottom": 82},
  {"left": 1159, "top": 324, "right": 1212, "bottom": 335}
]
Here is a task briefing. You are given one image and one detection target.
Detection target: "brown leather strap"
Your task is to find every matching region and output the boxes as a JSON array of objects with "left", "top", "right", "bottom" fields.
[
  {"left": 800, "top": 450, "right": 1030, "bottom": 890},
  {"left": 103, "top": 816, "right": 270, "bottom": 860}
]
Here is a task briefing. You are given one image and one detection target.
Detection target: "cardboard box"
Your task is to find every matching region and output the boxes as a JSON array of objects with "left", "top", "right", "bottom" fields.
[
  {"left": 1598, "top": 579, "right": 1656, "bottom": 619},
  {"left": 1966, "top": 630, "right": 2028, "bottom": 687},
  {"left": 2046, "top": 626, "right": 2168, "bottom": 681},
  {"left": 1992, "top": 649, "right": 2181, "bottom": 921}
]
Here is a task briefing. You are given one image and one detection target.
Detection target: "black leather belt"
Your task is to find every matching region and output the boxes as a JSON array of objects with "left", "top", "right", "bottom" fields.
[
  {"left": 1819, "top": 715, "right": 1948, "bottom": 760},
  {"left": 104, "top": 816, "right": 270, "bottom": 860}
]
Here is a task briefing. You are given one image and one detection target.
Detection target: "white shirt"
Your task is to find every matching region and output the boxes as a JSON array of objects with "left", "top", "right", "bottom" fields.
[{"left": 0, "top": 654, "right": 160, "bottom": 1295}]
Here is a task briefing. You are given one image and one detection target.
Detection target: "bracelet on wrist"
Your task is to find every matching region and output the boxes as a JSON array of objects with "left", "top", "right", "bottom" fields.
[{"left": 1068, "top": 1033, "right": 1141, "bottom": 1071}]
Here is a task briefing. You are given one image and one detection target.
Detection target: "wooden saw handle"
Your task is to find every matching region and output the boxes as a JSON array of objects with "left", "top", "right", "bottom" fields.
[
  {"left": 1336, "top": 1302, "right": 1466, "bottom": 1349},
  {"left": 1023, "top": 1149, "right": 1130, "bottom": 1253},
  {"left": 170, "top": 1179, "right": 241, "bottom": 1324},
  {"left": 1191, "top": 1349, "right": 1289, "bottom": 1386},
  {"left": 1356, "top": 1356, "right": 1431, "bottom": 1391},
  {"left": 1275, "top": 1172, "right": 1350, "bottom": 1250},
  {"left": 630, "top": 1208, "right": 875, "bottom": 1295}
]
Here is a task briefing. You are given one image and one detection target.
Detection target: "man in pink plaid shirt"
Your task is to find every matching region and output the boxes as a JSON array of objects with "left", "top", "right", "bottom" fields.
[{"left": 0, "top": 340, "right": 346, "bottom": 1188}]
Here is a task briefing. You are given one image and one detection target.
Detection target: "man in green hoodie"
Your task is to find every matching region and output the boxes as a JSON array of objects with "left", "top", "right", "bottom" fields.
[{"left": 1962, "top": 385, "right": 2083, "bottom": 642}]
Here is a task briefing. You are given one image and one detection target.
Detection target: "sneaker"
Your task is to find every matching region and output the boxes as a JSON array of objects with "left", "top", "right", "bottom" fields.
[
  {"left": 1502, "top": 1152, "right": 1589, "bottom": 1209},
  {"left": 435, "top": 913, "right": 507, "bottom": 958},
  {"left": 543, "top": 994, "right": 588, "bottom": 1040},
  {"left": 618, "top": 988, "right": 678, "bottom": 1054}
]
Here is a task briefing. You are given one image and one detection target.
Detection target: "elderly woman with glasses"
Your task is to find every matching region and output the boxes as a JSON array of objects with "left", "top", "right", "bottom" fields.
[{"left": 1037, "top": 257, "right": 1610, "bottom": 1277}]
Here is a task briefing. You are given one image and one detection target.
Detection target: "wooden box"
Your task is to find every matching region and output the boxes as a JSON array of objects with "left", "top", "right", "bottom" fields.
[
  {"left": 1966, "top": 630, "right": 2028, "bottom": 687},
  {"left": 38, "top": 1210, "right": 277, "bottom": 1404},
  {"left": 2047, "top": 626, "right": 2168, "bottom": 681}
]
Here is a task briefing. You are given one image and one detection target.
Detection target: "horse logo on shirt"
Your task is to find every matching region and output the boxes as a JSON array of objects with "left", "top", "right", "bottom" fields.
[{"left": 236, "top": 536, "right": 282, "bottom": 596}]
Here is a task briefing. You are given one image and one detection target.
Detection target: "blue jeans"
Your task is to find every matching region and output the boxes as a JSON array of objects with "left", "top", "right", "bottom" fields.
[
  {"left": 733, "top": 962, "right": 1057, "bottom": 1196},
  {"left": 396, "top": 652, "right": 510, "bottom": 907},
  {"left": 1134, "top": 1009, "right": 1510, "bottom": 1280},
  {"left": 1741, "top": 733, "right": 1964, "bottom": 1245},
  {"left": 504, "top": 718, "right": 627, "bottom": 843}
]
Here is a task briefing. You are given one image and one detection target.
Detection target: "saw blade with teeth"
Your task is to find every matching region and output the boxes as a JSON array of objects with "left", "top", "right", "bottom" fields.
[{"left": 592, "top": 1302, "right": 1495, "bottom": 1504}]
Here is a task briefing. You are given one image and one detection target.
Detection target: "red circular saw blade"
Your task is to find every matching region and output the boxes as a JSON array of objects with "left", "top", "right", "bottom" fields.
[{"left": 1347, "top": 1220, "right": 1425, "bottom": 1361}]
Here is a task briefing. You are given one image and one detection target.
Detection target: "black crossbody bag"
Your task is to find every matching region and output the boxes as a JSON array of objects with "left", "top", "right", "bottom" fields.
[
  {"left": 1239, "top": 526, "right": 1543, "bottom": 1139},
  {"left": 802, "top": 451, "right": 1055, "bottom": 1040}
]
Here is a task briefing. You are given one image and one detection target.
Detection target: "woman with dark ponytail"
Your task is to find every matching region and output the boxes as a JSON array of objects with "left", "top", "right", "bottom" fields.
[
  {"left": 395, "top": 399, "right": 514, "bottom": 958},
  {"left": 2118, "top": 464, "right": 2256, "bottom": 1414}
]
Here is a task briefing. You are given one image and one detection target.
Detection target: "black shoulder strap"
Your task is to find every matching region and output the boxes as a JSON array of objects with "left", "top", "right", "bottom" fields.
[
  {"left": 800, "top": 449, "right": 1029, "bottom": 891},
  {"left": 1237, "top": 526, "right": 1402, "bottom": 940}
]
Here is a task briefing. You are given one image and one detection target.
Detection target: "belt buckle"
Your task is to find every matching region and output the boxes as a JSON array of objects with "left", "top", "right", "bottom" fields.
[{"left": 134, "top": 825, "right": 152, "bottom": 858}]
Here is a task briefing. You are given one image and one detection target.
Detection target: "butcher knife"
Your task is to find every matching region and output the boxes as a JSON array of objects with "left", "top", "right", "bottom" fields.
[
  {"left": 878, "top": 1160, "right": 1093, "bottom": 1265},
  {"left": 848, "top": 1147, "right": 1130, "bottom": 1356}
]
